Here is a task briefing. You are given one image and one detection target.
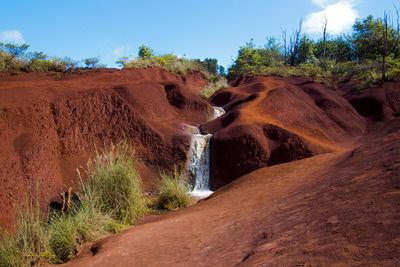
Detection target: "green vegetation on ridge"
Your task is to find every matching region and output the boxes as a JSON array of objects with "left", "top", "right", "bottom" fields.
[
  {"left": 0, "top": 43, "right": 228, "bottom": 97},
  {"left": 228, "top": 13, "right": 400, "bottom": 88},
  {"left": 118, "top": 45, "right": 228, "bottom": 97}
]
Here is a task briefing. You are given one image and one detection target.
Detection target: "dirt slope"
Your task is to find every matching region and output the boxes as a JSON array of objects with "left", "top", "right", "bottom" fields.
[
  {"left": 343, "top": 81, "right": 400, "bottom": 131},
  {"left": 202, "top": 75, "right": 366, "bottom": 189},
  {"left": 0, "top": 68, "right": 210, "bottom": 230},
  {"left": 66, "top": 117, "right": 400, "bottom": 267}
]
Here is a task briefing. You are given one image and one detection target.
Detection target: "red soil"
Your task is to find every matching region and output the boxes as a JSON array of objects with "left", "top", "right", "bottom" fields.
[
  {"left": 203, "top": 75, "right": 366, "bottom": 189},
  {"left": 66, "top": 114, "right": 400, "bottom": 267},
  {"left": 343, "top": 81, "right": 400, "bottom": 130},
  {"left": 2, "top": 71, "right": 400, "bottom": 265},
  {"left": 0, "top": 67, "right": 210, "bottom": 230}
]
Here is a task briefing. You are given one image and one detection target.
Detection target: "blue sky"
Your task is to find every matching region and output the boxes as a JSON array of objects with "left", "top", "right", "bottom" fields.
[{"left": 0, "top": 0, "right": 397, "bottom": 68}]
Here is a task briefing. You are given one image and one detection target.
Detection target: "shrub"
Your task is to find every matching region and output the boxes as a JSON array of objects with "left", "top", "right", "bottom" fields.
[
  {"left": 82, "top": 141, "right": 147, "bottom": 224},
  {"left": 199, "top": 76, "right": 229, "bottom": 99},
  {"left": 157, "top": 168, "right": 190, "bottom": 210},
  {"left": 138, "top": 45, "right": 154, "bottom": 59},
  {"left": 0, "top": 42, "right": 78, "bottom": 73},
  {"left": 84, "top": 57, "right": 100, "bottom": 68},
  {"left": 125, "top": 54, "right": 205, "bottom": 75}
]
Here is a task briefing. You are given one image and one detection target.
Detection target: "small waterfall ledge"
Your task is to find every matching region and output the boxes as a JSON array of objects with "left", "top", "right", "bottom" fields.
[{"left": 186, "top": 106, "right": 225, "bottom": 198}]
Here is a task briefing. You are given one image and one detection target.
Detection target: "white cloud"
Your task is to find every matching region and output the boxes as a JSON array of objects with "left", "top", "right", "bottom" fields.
[
  {"left": 0, "top": 30, "right": 25, "bottom": 44},
  {"left": 311, "top": 0, "right": 337, "bottom": 7},
  {"left": 112, "top": 45, "right": 133, "bottom": 58},
  {"left": 305, "top": 0, "right": 359, "bottom": 35}
]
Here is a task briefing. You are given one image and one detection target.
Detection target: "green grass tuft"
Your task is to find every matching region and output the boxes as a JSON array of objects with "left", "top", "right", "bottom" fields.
[
  {"left": 199, "top": 76, "right": 229, "bottom": 99},
  {"left": 157, "top": 168, "right": 190, "bottom": 210},
  {"left": 0, "top": 187, "right": 52, "bottom": 266},
  {"left": 82, "top": 141, "right": 147, "bottom": 225},
  {"left": 0, "top": 141, "right": 148, "bottom": 265}
]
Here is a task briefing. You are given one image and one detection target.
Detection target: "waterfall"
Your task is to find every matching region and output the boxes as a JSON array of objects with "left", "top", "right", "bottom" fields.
[
  {"left": 213, "top": 106, "right": 225, "bottom": 119},
  {"left": 186, "top": 106, "right": 225, "bottom": 198},
  {"left": 188, "top": 133, "right": 213, "bottom": 197}
]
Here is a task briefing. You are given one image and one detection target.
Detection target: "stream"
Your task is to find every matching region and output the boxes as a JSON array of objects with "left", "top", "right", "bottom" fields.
[{"left": 186, "top": 106, "right": 225, "bottom": 198}]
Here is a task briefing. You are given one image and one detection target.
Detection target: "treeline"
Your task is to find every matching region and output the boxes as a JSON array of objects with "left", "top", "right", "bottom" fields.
[
  {"left": 0, "top": 42, "right": 226, "bottom": 79},
  {"left": 117, "top": 45, "right": 225, "bottom": 76},
  {"left": 228, "top": 14, "right": 400, "bottom": 84},
  {"left": 0, "top": 43, "right": 106, "bottom": 73}
]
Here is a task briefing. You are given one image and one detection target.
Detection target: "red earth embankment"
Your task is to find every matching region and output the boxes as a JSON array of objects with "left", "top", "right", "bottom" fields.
[
  {"left": 0, "top": 67, "right": 211, "bottom": 230},
  {"left": 343, "top": 81, "right": 400, "bottom": 130},
  {"left": 62, "top": 75, "right": 399, "bottom": 266},
  {"left": 65, "top": 117, "right": 400, "bottom": 267},
  {"left": 2, "top": 71, "right": 400, "bottom": 265},
  {"left": 202, "top": 75, "right": 367, "bottom": 189}
]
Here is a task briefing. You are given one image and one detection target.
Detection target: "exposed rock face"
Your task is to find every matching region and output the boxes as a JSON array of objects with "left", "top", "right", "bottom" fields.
[
  {"left": 201, "top": 76, "right": 366, "bottom": 189},
  {"left": 0, "top": 68, "right": 211, "bottom": 229}
]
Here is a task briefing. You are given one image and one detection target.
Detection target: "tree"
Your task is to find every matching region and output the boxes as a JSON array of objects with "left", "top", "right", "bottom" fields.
[
  {"left": 314, "top": 36, "right": 352, "bottom": 63},
  {"left": 282, "top": 29, "right": 288, "bottom": 64},
  {"left": 26, "top": 51, "right": 47, "bottom": 70},
  {"left": 218, "top": 65, "right": 226, "bottom": 75},
  {"left": 262, "top": 37, "right": 283, "bottom": 66},
  {"left": 116, "top": 56, "right": 129, "bottom": 68},
  {"left": 322, "top": 15, "right": 328, "bottom": 59},
  {"left": 0, "top": 43, "right": 29, "bottom": 64},
  {"left": 297, "top": 35, "right": 315, "bottom": 64},
  {"left": 84, "top": 57, "right": 100, "bottom": 68},
  {"left": 382, "top": 11, "right": 389, "bottom": 81},
  {"left": 352, "top": 15, "right": 399, "bottom": 61},
  {"left": 288, "top": 19, "right": 303, "bottom": 66},
  {"left": 394, "top": 4, "right": 400, "bottom": 58},
  {"left": 138, "top": 45, "right": 154, "bottom": 59},
  {"left": 202, "top": 58, "right": 218, "bottom": 74},
  {"left": 228, "top": 40, "right": 264, "bottom": 76}
]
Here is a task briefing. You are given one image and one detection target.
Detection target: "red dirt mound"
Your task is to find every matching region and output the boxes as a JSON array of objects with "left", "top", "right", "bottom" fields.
[
  {"left": 201, "top": 76, "right": 366, "bottom": 189},
  {"left": 0, "top": 67, "right": 211, "bottom": 230},
  {"left": 65, "top": 117, "right": 400, "bottom": 267},
  {"left": 343, "top": 82, "right": 400, "bottom": 130}
]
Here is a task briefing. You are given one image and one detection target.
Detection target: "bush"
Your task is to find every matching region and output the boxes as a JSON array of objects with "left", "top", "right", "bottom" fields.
[
  {"left": 138, "top": 45, "right": 154, "bottom": 59},
  {"left": 82, "top": 141, "right": 147, "bottom": 224},
  {"left": 125, "top": 53, "right": 205, "bottom": 75},
  {"left": 199, "top": 76, "right": 229, "bottom": 99},
  {"left": 157, "top": 168, "right": 190, "bottom": 210},
  {"left": 84, "top": 57, "right": 100, "bottom": 68},
  {"left": 0, "top": 42, "right": 78, "bottom": 73}
]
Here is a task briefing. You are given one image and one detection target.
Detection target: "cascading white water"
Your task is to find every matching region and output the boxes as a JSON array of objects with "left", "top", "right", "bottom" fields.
[
  {"left": 188, "top": 133, "right": 213, "bottom": 197},
  {"left": 186, "top": 106, "right": 225, "bottom": 198},
  {"left": 213, "top": 106, "right": 225, "bottom": 119}
]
